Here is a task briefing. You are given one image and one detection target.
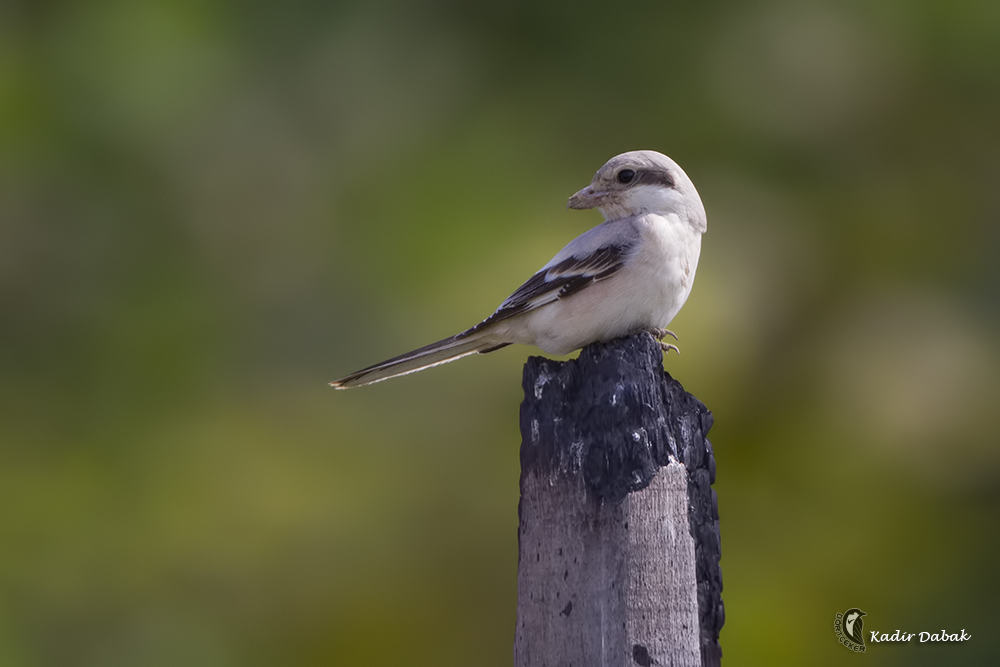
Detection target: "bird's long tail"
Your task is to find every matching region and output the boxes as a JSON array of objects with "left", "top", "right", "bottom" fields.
[{"left": 330, "top": 331, "right": 509, "bottom": 389}]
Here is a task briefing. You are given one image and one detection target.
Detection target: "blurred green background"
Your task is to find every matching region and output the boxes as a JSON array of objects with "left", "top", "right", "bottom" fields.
[{"left": 2, "top": 0, "right": 999, "bottom": 665}]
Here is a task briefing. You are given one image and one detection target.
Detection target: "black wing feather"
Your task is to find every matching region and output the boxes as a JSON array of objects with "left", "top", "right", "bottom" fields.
[{"left": 458, "top": 243, "right": 630, "bottom": 337}]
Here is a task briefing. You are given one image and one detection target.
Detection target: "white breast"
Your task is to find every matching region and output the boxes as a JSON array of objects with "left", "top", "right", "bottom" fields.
[{"left": 628, "top": 212, "right": 702, "bottom": 325}]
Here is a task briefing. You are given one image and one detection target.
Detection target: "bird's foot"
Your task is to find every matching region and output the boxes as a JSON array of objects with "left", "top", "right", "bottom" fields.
[
  {"left": 648, "top": 327, "right": 678, "bottom": 342},
  {"left": 659, "top": 341, "right": 680, "bottom": 355}
]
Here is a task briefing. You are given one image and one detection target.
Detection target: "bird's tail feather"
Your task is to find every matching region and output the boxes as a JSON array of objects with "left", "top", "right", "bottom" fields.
[{"left": 330, "top": 331, "right": 508, "bottom": 389}]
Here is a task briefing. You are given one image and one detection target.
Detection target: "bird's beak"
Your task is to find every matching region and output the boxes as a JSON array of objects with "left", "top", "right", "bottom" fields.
[{"left": 567, "top": 185, "right": 607, "bottom": 210}]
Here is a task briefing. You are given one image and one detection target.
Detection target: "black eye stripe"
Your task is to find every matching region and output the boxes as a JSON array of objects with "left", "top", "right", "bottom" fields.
[{"left": 634, "top": 168, "right": 675, "bottom": 189}]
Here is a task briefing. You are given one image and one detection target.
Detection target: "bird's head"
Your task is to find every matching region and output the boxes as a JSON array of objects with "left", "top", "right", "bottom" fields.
[{"left": 567, "top": 150, "right": 706, "bottom": 231}]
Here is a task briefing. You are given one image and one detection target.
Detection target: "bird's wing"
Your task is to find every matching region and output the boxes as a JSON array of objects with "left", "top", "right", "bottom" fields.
[{"left": 458, "top": 242, "right": 632, "bottom": 337}]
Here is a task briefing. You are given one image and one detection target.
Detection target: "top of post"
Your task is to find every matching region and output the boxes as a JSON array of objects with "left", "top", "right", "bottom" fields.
[{"left": 519, "top": 332, "right": 713, "bottom": 504}]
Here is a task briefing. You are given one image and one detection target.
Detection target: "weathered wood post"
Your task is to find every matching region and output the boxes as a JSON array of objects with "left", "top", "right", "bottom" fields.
[{"left": 515, "top": 332, "right": 724, "bottom": 667}]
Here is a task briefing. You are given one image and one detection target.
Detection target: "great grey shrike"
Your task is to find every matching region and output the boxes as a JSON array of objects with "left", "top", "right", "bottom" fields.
[{"left": 331, "top": 150, "right": 707, "bottom": 389}]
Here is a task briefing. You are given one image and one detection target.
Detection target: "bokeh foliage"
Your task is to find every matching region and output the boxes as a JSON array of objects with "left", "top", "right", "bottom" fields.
[{"left": 2, "top": 0, "right": 999, "bottom": 665}]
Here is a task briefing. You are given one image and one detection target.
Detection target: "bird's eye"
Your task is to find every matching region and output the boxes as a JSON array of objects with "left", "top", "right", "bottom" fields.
[{"left": 617, "top": 169, "right": 636, "bottom": 184}]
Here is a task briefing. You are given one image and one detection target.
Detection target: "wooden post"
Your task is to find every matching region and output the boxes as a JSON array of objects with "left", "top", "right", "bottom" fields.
[{"left": 515, "top": 333, "right": 724, "bottom": 667}]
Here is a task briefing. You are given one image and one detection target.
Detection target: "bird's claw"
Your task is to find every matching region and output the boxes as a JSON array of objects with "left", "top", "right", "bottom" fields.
[
  {"left": 659, "top": 341, "right": 680, "bottom": 355},
  {"left": 649, "top": 328, "right": 679, "bottom": 342}
]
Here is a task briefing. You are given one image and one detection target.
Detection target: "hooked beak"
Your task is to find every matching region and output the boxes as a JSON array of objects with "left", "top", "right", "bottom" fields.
[{"left": 567, "top": 185, "right": 607, "bottom": 210}]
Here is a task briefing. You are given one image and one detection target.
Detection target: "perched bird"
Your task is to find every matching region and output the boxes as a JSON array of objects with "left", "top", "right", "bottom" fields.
[{"left": 331, "top": 150, "right": 707, "bottom": 389}]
